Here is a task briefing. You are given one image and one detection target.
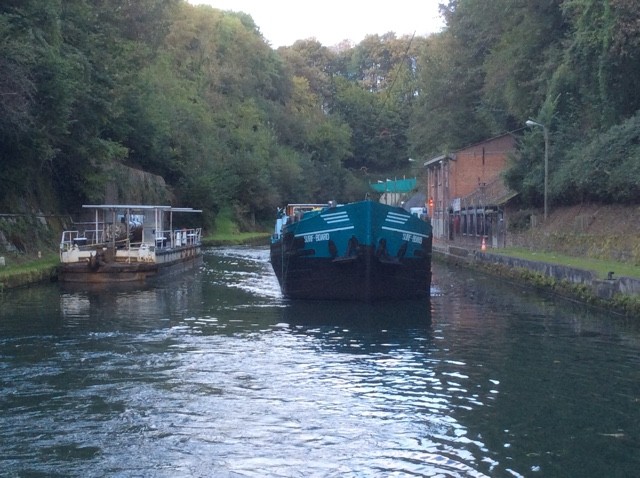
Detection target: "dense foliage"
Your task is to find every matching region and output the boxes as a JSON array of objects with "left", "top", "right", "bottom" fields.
[
  {"left": 428, "top": 0, "right": 640, "bottom": 208},
  {"left": 1, "top": 0, "right": 638, "bottom": 229}
]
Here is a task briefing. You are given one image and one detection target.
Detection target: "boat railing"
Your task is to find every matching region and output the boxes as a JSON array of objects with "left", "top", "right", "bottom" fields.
[
  {"left": 60, "top": 229, "right": 104, "bottom": 251},
  {"left": 155, "top": 227, "right": 202, "bottom": 250},
  {"left": 61, "top": 226, "right": 202, "bottom": 254}
]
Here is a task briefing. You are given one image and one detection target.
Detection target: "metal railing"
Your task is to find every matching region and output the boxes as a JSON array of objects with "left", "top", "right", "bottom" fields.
[{"left": 60, "top": 226, "right": 202, "bottom": 253}]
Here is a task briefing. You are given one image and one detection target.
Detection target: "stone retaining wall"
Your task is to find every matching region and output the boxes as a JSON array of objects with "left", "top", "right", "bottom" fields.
[
  {"left": 474, "top": 252, "right": 596, "bottom": 285},
  {"left": 432, "top": 243, "right": 640, "bottom": 316}
]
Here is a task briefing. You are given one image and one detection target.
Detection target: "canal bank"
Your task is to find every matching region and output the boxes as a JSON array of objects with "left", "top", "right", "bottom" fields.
[
  {"left": 2, "top": 241, "right": 639, "bottom": 317},
  {"left": 0, "top": 256, "right": 58, "bottom": 292},
  {"left": 433, "top": 242, "right": 640, "bottom": 318},
  {"left": 0, "top": 232, "right": 270, "bottom": 292}
]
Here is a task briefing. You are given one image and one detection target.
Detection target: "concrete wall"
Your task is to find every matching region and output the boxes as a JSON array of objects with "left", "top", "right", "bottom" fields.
[
  {"left": 432, "top": 243, "right": 640, "bottom": 316},
  {"left": 474, "top": 252, "right": 597, "bottom": 285},
  {"left": 473, "top": 251, "right": 640, "bottom": 298}
]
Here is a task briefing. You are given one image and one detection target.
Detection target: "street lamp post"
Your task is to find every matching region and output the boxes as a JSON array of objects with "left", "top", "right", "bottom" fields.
[{"left": 526, "top": 119, "right": 549, "bottom": 220}]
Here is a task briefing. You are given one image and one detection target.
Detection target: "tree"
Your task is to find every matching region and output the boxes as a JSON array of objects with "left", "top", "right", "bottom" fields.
[
  {"left": 409, "top": 32, "right": 490, "bottom": 157},
  {"left": 481, "top": 0, "right": 566, "bottom": 126}
]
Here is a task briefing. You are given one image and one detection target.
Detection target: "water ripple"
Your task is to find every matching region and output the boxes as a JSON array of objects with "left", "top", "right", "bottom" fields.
[{"left": 0, "top": 247, "right": 639, "bottom": 477}]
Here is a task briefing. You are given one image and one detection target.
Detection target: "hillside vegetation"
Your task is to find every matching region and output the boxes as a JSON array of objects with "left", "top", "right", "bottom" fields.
[{"left": 1, "top": 0, "right": 638, "bottom": 232}]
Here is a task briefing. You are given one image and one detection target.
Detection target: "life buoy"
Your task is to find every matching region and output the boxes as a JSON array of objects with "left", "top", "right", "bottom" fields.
[
  {"left": 375, "top": 238, "right": 388, "bottom": 259},
  {"left": 347, "top": 236, "right": 359, "bottom": 257},
  {"left": 328, "top": 240, "right": 338, "bottom": 258},
  {"left": 397, "top": 241, "right": 408, "bottom": 258}
]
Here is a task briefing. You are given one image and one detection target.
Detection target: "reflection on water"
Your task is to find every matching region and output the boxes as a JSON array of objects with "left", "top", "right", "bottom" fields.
[
  {"left": 58, "top": 276, "right": 203, "bottom": 333},
  {"left": 0, "top": 246, "right": 639, "bottom": 477}
]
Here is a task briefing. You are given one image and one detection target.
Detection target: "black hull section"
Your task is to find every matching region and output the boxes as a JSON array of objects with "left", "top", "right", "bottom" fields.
[{"left": 271, "top": 243, "right": 431, "bottom": 301}]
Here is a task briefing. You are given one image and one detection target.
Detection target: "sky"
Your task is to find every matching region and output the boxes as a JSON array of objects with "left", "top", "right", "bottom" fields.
[{"left": 187, "top": 1, "right": 445, "bottom": 48}]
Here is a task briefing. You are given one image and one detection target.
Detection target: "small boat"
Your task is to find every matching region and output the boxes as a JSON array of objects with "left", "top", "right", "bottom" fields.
[
  {"left": 270, "top": 200, "right": 432, "bottom": 300},
  {"left": 59, "top": 204, "right": 203, "bottom": 283}
]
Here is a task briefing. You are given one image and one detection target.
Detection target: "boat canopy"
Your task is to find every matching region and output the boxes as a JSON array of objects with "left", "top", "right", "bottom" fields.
[
  {"left": 370, "top": 178, "right": 417, "bottom": 193},
  {"left": 75, "top": 205, "right": 202, "bottom": 249},
  {"left": 81, "top": 205, "right": 201, "bottom": 213}
]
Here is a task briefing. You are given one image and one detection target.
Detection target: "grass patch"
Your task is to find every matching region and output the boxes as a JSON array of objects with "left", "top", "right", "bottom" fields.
[
  {"left": 492, "top": 247, "right": 640, "bottom": 279},
  {"left": 202, "top": 206, "right": 271, "bottom": 246},
  {"left": 0, "top": 253, "right": 59, "bottom": 290},
  {"left": 0, "top": 253, "right": 58, "bottom": 278},
  {"left": 202, "top": 231, "right": 270, "bottom": 246},
  {"left": 213, "top": 207, "right": 240, "bottom": 236}
]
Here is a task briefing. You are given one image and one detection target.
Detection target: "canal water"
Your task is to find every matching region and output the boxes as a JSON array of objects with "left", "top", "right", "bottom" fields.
[{"left": 0, "top": 247, "right": 638, "bottom": 477}]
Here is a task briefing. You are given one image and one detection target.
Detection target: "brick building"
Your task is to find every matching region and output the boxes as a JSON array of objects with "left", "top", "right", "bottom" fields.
[{"left": 424, "top": 133, "right": 517, "bottom": 248}]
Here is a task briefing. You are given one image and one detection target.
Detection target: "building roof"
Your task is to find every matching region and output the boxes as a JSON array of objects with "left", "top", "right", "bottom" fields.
[
  {"left": 423, "top": 131, "right": 517, "bottom": 167},
  {"left": 403, "top": 193, "right": 426, "bottom": 210},
  {"left": 423, "top": 154, "right": 455, "bottom": 167}
]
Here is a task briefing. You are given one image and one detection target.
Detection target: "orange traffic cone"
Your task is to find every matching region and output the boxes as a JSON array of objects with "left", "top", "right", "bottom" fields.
[{"left": 481, "top": 237, "right": 486, "bottom": 252}]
